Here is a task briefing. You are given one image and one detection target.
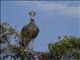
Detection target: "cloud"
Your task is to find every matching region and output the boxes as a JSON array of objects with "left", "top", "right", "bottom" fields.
[
  {"left": 16, "top": 1, "right": 79, "bottom": 17},
  {"left": 35, "top": 2, "right": 79, "bottom": 17},
  {"left": 6, "top": 1, "right": 79, "bottom": 17}
]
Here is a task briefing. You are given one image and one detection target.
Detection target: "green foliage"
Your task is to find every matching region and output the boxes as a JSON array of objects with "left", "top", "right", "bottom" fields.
[
  {"left": 0, "top": 22, "right": 80, "bottom": 60},
  {"left": 0, "top": 22, "right": 17, "bottom": 43},
  {"left": 48, "top": 36, "right": 80, "bottom": 60},
  {"left": 0, "top": 22, "right": 20, "bottom": 60}
]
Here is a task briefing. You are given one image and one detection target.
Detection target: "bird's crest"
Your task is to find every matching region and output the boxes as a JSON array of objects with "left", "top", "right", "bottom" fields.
[{"left": 29, "top": 11, "right": 36, "bottom": 19}]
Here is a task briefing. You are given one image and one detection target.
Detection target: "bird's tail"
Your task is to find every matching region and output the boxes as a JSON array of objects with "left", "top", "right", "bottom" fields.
[{"left": 20, "top": 38, "right": 31, "bottom": 48}]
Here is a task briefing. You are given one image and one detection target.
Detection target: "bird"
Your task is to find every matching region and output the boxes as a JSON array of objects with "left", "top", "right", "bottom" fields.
[{"left": 21, "top": 11, "right": 39, "bottom": 49}]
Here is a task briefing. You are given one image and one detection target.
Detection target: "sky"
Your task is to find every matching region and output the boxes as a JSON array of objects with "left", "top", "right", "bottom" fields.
[{"left": 1, "top": 1, "right": 80, "bottom": 52}]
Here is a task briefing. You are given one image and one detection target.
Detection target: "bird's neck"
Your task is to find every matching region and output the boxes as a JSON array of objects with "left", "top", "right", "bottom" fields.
[{"left": 30, "top": 19, "right": 35, "bottom": 25}]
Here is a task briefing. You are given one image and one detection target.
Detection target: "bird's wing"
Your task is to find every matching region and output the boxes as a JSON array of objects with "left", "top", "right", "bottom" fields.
[
  {"left": 32, "top": 25, "right": 39, "bottom": 39},
  {"left": 21, "top": 25, "right": 32, "bottom": 47}
]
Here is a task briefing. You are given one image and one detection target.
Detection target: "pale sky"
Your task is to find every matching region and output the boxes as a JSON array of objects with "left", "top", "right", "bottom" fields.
[{"left": 1, "top": 1, "right": 80, "bottom": 52}]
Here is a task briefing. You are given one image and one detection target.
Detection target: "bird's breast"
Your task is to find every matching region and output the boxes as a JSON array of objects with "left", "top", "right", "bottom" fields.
[{"left": 27, "top": 25, "right": 39, "bottom": 39}]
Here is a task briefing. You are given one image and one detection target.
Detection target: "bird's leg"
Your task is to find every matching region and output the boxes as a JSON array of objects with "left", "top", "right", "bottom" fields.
[{"left": 31, "top": 39, "right": 35, "bottom": 50}]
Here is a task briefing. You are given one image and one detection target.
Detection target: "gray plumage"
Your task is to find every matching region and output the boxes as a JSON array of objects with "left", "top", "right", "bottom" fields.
[{"left": 21, "top": 11, "right": 39, "bottom": 47}]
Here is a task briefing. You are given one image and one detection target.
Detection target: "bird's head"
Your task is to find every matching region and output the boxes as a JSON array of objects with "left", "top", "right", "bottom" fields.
[{"left": 29, "top": 11, "right": 36, "bottom": 20}]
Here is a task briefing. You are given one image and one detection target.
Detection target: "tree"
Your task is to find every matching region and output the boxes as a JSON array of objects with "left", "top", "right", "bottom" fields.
[
  {"left": 48, "top": 36, "right": 80, "bottom": 60},
  {"left": 0, "top": 22, "right": 80, "bottom": 60}
]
